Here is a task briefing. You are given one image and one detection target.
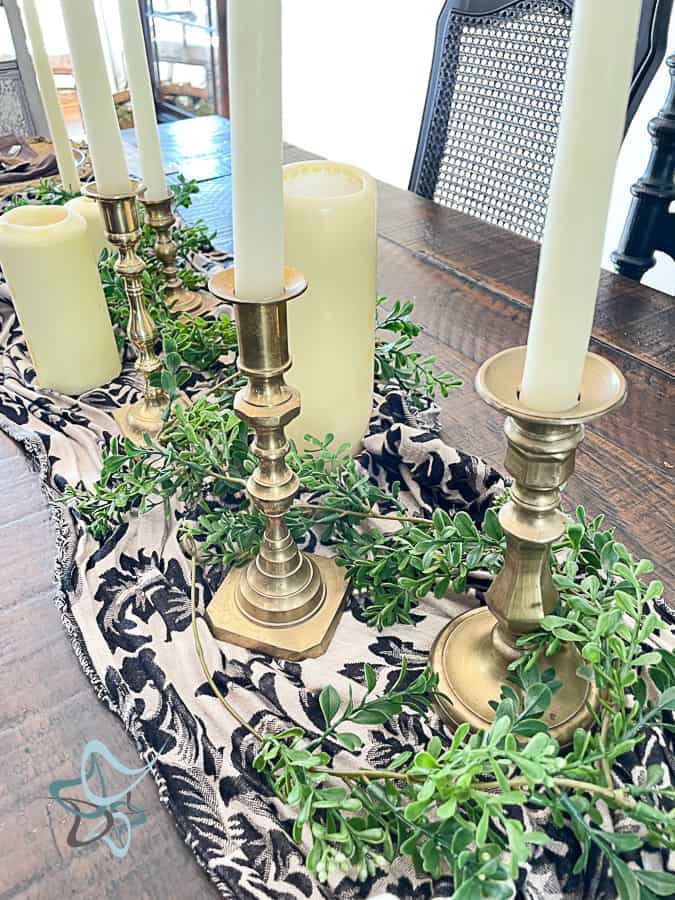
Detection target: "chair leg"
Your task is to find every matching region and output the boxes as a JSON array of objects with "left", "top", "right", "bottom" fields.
[{"left": 612, "top": 54, "right": 675, "bottom": 283}]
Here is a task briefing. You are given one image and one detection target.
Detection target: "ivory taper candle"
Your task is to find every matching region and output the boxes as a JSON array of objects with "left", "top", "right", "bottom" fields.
[
  {"left": 228, "top": 0, "right": 284, "bottom": 299},
  {"left": 118, "top": 0, "right": 168, "bottom": 202},
  {"left": 0, "top": 205, "right": 120, "bottom": 394},
  {"left": 21, "top": 0, "right": 80, "bottom": 192},
  {"left": 64, "top": 195, "right": 110, "bottom": 259},
  {"left": 519, "top": 0, "right": 641, "bottom": 412},
  {"left": 60, "top": 0, "right": 130, "bottom": 197},
  {"left": 284, "top": 161, "right": 377, "bottom": 454}
]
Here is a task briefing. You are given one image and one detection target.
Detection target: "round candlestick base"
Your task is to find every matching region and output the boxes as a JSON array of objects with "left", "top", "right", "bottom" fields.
[
  {"left": 113, "top": 394, "right": 167, "bottom": 445},
  {"left": 165, "top": 284, "right": 211, "bottom": 316},
  {"left": 430, "top": 607, "right": 597, "bottom": 746}
]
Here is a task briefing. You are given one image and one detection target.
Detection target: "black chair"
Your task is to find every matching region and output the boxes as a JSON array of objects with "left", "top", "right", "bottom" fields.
[
  {"left": 409, "top": 0, "right": 673, "bottom": 241},
  {"left": 612, "top": 53, "right": 675, "bottom": 283}
]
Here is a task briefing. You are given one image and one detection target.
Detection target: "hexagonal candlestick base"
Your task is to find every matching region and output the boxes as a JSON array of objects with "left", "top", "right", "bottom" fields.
[{"left": 206, "top": 555, "right": 347, "bottom": 660}]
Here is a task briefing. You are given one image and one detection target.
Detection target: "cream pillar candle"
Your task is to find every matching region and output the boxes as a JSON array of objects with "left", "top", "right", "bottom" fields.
[
  {"left": 64, "top": 195, "right": 110, "bottom": 259},
  {"left": 21, "top": 0, "right": 80, "bottom": 192},
  {"left": 0, "top": 204, "right": 120, "bottom": 394},
  {"left": 284, "top": 161, "right": 377, "bottom": 454},
  {"left": 118, "top": 0, "right": 168, "bottom": 201},
  {"left": 519, "top": 0, "right": 641, "bottom": 412},
  {"left": 60, "top": 0, "right": 130, "bottom": 197},
  {"left": 228, "top": 0, "right": 284, "bottom": 299}
]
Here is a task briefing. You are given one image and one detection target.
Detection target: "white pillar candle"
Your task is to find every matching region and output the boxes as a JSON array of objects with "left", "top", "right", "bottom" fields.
[
  {"left": 228, "top": 0, "right": 284, "bottom": 299},
  {"left": 519, "top": 0, "right": 641, "bottom": 412},
  {"left": 64, "top": 195, "right": 110, "bottom": 259},
  {"left": 0, "top": 205, "right": 120, "bottom": 395},
  {"left": 59, "top": 0, "right": 130, "bottom": 197},
  {"left": 21, "top": 0, "right": 80, "bottom": 192},
  {"left": 284, "top": 161, "right": 377, "bottom": 454},
  {"left": 117, "top": 0, "right": 168, "bottom": 202}
]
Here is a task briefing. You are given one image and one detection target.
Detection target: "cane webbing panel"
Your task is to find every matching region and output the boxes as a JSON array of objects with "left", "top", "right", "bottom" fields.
[{"left": 421, "top": 1, "right": 573, "bottom": 241}]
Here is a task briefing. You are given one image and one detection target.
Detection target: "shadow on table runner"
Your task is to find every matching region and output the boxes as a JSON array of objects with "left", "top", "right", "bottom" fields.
[{"left": 0, "top": 284, "right": 673, "bottom": 900}]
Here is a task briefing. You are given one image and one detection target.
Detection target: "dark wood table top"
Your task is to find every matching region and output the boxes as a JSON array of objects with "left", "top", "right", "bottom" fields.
[{"left": 2, "top": 115, "right": 672, "bottom": 899}]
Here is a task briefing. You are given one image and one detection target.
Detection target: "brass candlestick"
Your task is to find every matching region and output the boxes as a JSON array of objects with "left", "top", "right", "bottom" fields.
[
  {"left": 84, "top": 182, "right": 169, "bottom": 444},
  {"left": 206, "top": 267, "right": 347, "bottom": 659},
  {"left": 140, "top": 189, "right": 209, "bottom": 316},
  {"left": 430, "top": 347, "right": 627, "bottom": 745}
]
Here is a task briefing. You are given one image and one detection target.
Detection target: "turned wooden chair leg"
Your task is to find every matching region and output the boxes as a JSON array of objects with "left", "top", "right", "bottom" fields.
[{"left": 611, "top": 53, "right": 675, "bottom": 283}]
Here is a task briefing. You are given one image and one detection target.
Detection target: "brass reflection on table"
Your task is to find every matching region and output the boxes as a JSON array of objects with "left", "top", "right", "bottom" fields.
[
  {"left": 205, "top": 266, "right": 347, "bottom": 659},
  {"left": 430, "top": 346, "right": 627, "bottom": 746}
]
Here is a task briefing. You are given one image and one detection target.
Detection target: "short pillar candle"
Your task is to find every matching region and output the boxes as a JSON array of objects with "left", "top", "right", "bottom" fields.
[{"left": 0, "top": 205, "right": 120, "bottom": 395}]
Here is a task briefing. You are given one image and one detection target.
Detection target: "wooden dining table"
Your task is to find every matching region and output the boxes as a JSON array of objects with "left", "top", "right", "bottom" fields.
[{"left": 1, "top": 115, "right": 672, "bottom": 899}]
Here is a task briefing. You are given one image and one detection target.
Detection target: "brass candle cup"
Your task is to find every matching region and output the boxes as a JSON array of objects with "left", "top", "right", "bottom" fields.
[
  {"left": 430, "top": 346, "right": 627, "bottom": 746},
  {"left": 205, "top": 267, "right": 347, "bottom": 659},
  {"left": 84, "top": 181, "right": 170, "bottom": 444},
  {"left": 140, "top": 188, "right": 210, "bottom": 317}
]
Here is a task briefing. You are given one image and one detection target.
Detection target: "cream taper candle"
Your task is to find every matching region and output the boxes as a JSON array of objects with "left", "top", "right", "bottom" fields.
[
  {"left": 284, "top": 161, "right": 377, "bottom": 454},
  {"left": 118, "top": 0, "right": 168, "bottom": 202},
  {"left": 228, "top": 0, "right": 284, "bottom": 299},
  {"left": 64, "top": 195, "right": 110, "bottom": 259},
  {"left": 60, "top": 0, "right": 130, "bottom": 197},
  {"left": 0, "top": 205, "right": 120, "bottom": 394},
  {"left": 22, "top": 0, "right": 80, "bottom": 192},
  {"left": 519, "top": 0, "right": 641, "bottom": 411}
]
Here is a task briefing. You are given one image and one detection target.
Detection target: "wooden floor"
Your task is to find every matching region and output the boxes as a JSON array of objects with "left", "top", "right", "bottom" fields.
[{"left": 0, "top": 117, "right": 672, "bottom": 898}]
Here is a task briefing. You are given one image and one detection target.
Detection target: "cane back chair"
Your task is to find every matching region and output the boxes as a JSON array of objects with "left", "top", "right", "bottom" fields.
[{"left": 409, "top": 0, "right": 672, "bottom": 241}]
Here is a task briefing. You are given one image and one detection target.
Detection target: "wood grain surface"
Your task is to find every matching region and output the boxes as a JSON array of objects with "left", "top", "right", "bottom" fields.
[{"left": 1, "top": 117, "right": 672, "bottom": 899}]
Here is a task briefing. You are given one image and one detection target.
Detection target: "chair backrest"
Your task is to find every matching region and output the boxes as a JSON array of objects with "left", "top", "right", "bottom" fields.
[
  {"left": 409, "top": 0, "right": 672, "bottom": 242},
  {"left": 0, "top": 0, "right": 48, "bottom": 137}
]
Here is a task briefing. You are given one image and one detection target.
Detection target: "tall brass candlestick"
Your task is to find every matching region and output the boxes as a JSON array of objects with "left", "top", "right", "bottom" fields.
[
  {"left": 206, "top": 267, "right": 347, "bottom": 659},
  {"left": 140, "top": 189, "right": 209, "bottom": 316},
  {"left": 430, "top": 347, "right": 626, "bottom": 746},
  {"left": 84, "top": 182, "right": 170, "bottom": 444}
]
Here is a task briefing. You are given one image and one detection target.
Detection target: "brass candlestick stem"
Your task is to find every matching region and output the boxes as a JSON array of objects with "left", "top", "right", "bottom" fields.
[
  {"left": 140, "top": 189, "right": 209, "bottom": 316},
  {"left": 430, "top": 346, "right": 627, "bottom": 746},
  {"left": 206, "top": 267, "right": 347, "bottom": 659},
  {"left": 84, "top": 182, "right": 169, "bottom": 444}
]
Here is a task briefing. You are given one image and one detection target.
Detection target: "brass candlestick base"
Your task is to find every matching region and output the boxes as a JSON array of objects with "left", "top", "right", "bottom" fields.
[
  {"left": 205, "top": 267, "right": 347, "bottom": 660},
  {"left": 140, "top": 189, "right": 210, "bottom": 317},
  {"left": 85, "top": 182, "right": 170, "bottom": 445},
  {"left": 431, "top": 347, "right": 627, "bottom": 746}
]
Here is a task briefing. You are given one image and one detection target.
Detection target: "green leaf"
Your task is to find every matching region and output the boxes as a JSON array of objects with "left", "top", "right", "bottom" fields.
[
  {"left": 421, "top": 839, "right": 441, "bottom": 877},
  {"left": 601, "top": 832, "right": 642, "bottom": 852},
  {"left": 335, "top": 732, "right": 362, "bottom": 752},
  {"left": 437, "top": 797, "right": 457, "bottom": 819},
  {"left": 364, "top": 662, "right": 377, "bottom": 693},
  {"left": 319, "top": 685, "right": 341, "bottom": 727},
  {"left": 632, "top": 652, "right": 662, "bottom": 668},
  {"left": 658, "top": 686, "right": 675, "bottom": 710},
  {"left": 610, "top": 857, "right": 640, "bottom": 900},
  {"left": 414, "top": 750, "right": 441, "bottom": 771},
  {"left": 476, "top": 806, "right": 490, "bottom": 846},
  {"left": 522, "top": 683, "right": 552, "bottom": 719},
  {"left": 452, "top": 877, "right": 483, "bottom": 900},
  {"left": 635, "top": 871, "right": 675, "bottom": 896},
  {"left": 403, "top": 799, "right": 427, "bottom": 822}
]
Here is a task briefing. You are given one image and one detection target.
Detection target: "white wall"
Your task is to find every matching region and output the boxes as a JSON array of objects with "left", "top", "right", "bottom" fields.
[
  {"left": 282, "top": 0, "right": 441, "bottom": 190},
  {"left": 282, "top": 1, "right": 674, "bottom": 295}
]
